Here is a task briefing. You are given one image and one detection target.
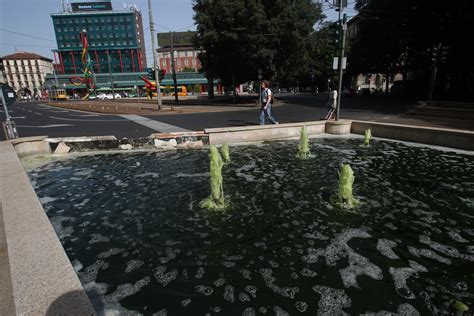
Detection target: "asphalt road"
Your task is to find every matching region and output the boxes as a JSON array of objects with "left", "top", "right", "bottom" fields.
[
  {"left": 0, "top": 102, "right": 155, "bottom": 141},
  {"left": 0, "top": 94, "right": 420, "bottom": 141}
]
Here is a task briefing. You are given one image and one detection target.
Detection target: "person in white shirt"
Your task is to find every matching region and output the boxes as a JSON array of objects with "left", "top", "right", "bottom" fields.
[
  {"left": 259, "top": 80, "right": 279, "bottom": 125},
  {"left": 325, "top": 87, "right": 337, "bottom": 120}
]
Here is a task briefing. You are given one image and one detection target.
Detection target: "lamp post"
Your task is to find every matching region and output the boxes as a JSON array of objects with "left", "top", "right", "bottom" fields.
[{"left": 169, "top": 31, "right": 179, "bottom": 105}]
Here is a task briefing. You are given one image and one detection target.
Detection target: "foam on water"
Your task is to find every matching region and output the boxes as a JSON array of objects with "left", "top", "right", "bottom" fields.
[
  {"left": 223, "top": 285, "right": 235, "bottom": 303},
  {"left": 125, "top": 260, "right": 144, "bottom": 273},
  {"left": 389, "top": 260, "right": 428, "bottom": 299},
  {"left": 105, "top": 276, "right": 150, "bottom": 303},
  {"left": 154, "top": 266, "right": 178, "bottom": 287},
  {"left": 40, "top": 196, "right": 57, "bottom": 204},
  {"left": 376, "top": 239, "right": 400, "bottom": 259},
  {"left": 195, "top": 285, "right": 214, "bottom": 296},
  {"left": 419, "top": 235, "right": 474, "bottom": 261},
  {"left": 98, "top": 248, "right": 125, "bottom": 259},
  {"left": 407, "top": 246, "right": 452, "bottom": 265},
  {"left": 313, "top": 285, "right": 351, "bottom": 316}
]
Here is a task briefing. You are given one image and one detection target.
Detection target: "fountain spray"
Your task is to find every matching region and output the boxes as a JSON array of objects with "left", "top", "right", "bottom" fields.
[
  {"left": 364, "top": 129, "right": 372, "bottom": 146},
  {"left": 296, "top": 125, "right": 311, "bottom": 159},
  {"left": 200, "top": 146, "right": 226, "bottom": 210},
  {"left": 221, "top": 143, "right": 230, "bottom": 164},
  {"left": 335, "top": 164, "right": 359, "bottom": 209}
]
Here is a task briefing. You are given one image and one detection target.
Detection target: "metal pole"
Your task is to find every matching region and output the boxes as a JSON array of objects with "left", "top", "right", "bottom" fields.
[
  {"left": 147, "top": 0, "right": 162, "bottom": 110},
  {"left": 170, "top": 32, "right": 179, "bottom": 105},
  {"left": 335, "top": 8, "right": 346, "bottom": 121},
  {"left": 1, "top": 87, "right": 11, "bottom": 121},
  {"left": 107, "top": 50, "right": 115, "bottom": 100},
  {"left": 1, "top": 86, "right": 18, "bottom": 139}
]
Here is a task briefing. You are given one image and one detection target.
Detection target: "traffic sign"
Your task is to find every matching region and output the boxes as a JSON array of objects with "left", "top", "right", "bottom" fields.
[{"left": 0, "top": 83, "right": 17, "bottom": 107}]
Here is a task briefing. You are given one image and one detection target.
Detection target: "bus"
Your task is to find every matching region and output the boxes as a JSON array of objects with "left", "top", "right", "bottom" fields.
[{"left": 50, "top": 89, "right": 68, "bottom": 101}]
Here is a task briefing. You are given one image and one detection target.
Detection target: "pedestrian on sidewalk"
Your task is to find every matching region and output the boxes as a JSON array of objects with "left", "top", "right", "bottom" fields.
[
  {"left": 259, "top": 80, "right": 279, "bottom": 125},
  {"left": 325, "top": 86, "right": 337, "bottom": 120}
]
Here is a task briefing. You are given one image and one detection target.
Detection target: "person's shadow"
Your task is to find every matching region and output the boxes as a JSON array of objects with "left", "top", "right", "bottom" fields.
[{"left": 46, "top": 289, "right": 99, "bottom": 316}]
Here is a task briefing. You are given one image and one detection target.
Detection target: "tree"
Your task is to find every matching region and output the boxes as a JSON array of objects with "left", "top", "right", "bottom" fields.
[
  {"left": 193, "top": 0, "right": 325, "bottom": 95},
  {"left": 348, "top": 0, "right": 474, "bottom": 100},
  {"left": 181, "top": 67, "right": 196, "bottom": 73}
]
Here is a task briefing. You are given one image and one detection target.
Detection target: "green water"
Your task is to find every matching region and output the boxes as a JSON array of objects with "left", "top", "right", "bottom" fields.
[{"left": 28, "top": 138, "right": 474, "bottom": 315}]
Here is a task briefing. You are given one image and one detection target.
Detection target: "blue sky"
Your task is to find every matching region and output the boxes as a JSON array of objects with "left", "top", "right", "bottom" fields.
[{"left": 0, "top": 0, "right": 343, "bottom": 65}]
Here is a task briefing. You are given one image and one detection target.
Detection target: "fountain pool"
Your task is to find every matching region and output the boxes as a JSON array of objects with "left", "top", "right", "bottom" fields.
[{"left": 28, "top": 137, "right": 474, "bottom": 315}]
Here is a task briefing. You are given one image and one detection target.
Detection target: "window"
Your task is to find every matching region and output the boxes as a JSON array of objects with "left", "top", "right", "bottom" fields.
[{"left": 184, "top": 59, "right": 188, "bottom": 66}]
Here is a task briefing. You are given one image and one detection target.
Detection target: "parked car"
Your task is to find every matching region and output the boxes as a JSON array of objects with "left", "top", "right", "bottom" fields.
[{"left": 97, "top": 93, "right": 108, "bottom": 100}]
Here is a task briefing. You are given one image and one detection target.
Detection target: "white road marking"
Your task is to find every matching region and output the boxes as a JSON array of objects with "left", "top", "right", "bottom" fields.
[
  {"left": 68, "top": 113, "right": 100, "bottom": 117},
  {"left": 119, "top": 114, "right": 190, "bottom": 133},
  {"left": 17, "top": 124, "right": 75, "bottom": 128},
  {"left": 11, "top": 116, "right": 26, "bottom": 119},
  {"left": 48, "top": 115, "right": 127, "bottom": 122}
]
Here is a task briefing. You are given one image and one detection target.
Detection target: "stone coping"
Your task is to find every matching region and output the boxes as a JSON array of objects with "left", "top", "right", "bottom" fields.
[
  {"left": 325, "top": 119, "right": 353, "bottom": 125},
  {"left": 0, "top": 141, "right": 95, "bottom": 315},
  {"left": 205, "top": 120, "right": 326, "bottom": 134},
  {"left": 352, "top": 120, "right": 474, "bottom": 135},
  {"left": 351, "top": 120, "right": 474, "bottom": 151},
  {"left": 44, "top": 135, "right": 117, "bottom": 143},
  {"left": 10, "top": 136, "right": 48, "bottom": 145}
]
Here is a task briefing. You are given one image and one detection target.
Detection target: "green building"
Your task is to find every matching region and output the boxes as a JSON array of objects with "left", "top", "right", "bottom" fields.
[{"left": 51, "top": 1, "right": 146, "bottom": 75}]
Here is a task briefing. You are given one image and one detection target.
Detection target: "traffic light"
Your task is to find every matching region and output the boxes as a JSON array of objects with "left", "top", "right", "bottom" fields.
[
  {"left": 146, "top": 68, "right": 156, "bottom": 80},
  {"left": 430, "top": 45, "right": 449, "bottom": 63},
  {"left": 158, "top": 69, "right": 167, "bottom": 82},
  {"left": 332, "top": 21, "right": 343, "bottom": 49}
]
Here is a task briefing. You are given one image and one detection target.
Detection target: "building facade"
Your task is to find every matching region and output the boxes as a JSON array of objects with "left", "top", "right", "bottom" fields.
[
  {"left": 157, "top": 31, "right": 202, "bottom": 73},
  {"left": 51, "top": 1, "right": 146, "bottom": 75},
  {"left": 0, "top": 51, "right": 53, "bottom": 94}
]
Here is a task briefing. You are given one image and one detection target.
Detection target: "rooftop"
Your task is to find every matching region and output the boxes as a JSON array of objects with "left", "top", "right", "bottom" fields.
[
  {"left": 51, "top": 9, "right": 139, "bottom": 17},
  {"left": 0, "top": 51, "right": 53, "bottom": 62}
]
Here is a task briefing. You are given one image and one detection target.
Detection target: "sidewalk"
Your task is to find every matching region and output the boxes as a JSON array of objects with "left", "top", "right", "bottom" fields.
[{"left": 45, "top": 94, "right": 277, "bottom": 115}]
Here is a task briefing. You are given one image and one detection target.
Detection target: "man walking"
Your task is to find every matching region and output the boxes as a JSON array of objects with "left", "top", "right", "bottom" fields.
[
  {"left": 259, "top": 80, "right": 279, "bottom": 125},
  {"left": 325, "top": 86, "right": 337, "bottom": 120}
]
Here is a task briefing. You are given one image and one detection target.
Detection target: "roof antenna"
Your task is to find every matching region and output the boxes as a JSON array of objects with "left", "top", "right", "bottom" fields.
[{"left": 61, "top": 0, "right": 65, "bottom": 12}]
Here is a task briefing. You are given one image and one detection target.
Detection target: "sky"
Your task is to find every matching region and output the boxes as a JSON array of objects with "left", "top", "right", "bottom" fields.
[{"left": 0, "top": 0, "right": 344, "bottom": 66}]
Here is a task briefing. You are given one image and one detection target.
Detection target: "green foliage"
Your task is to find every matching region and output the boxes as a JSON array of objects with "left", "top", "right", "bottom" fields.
[
  {"left": 334, "top": 164, "right": 359, "bottom": 209},
  {"left": 221, "top": 143, "right": 230, "bottom": 163},
  {"left": 349, "top": 0, "right": 474, "bottom": 99},
  {"left": 200, "top": 146, "right": 226, "bottom": 210},
  {"left": 364, "top": 128, "right": 372, "bottom": 146},
  {"left": 193, "top": 0, "right": 325, "bottom": 86},
  {"left": 296, "top": 125, "right": 311, "bottom": 159},
  {"left": 193, "top": 84, "right": 202, "bottom": 94},
  {"left": 181, "top": 67, "right": 195, "bottom": 73}
]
